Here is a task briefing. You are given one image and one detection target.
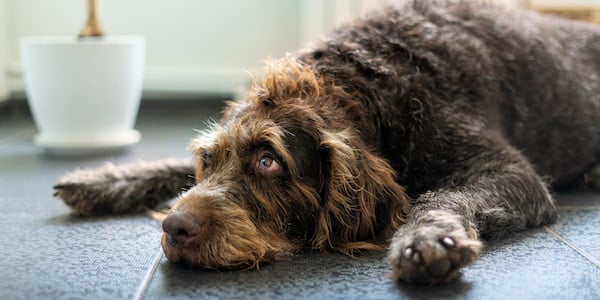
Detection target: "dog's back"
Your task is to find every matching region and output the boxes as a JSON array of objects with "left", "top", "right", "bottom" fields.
[
  {"left": 474, "top": 4, "right": 600, "bottom": 188},
  {"left": 300, "top": 1, "right": 600, "bottom": 189}
]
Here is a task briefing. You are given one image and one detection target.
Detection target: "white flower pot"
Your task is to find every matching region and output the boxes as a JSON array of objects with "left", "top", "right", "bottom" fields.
[{"left": 20, "top": 36, "right": 145, "bottom": 154}]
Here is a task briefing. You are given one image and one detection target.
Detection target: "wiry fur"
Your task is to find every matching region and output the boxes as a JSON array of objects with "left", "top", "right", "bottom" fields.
[
  {"left": 55, "top": 159, "right": 194, "bottom": 215},
  {"left": 55, "top": 1, "right": 599, "bottom": 285}
]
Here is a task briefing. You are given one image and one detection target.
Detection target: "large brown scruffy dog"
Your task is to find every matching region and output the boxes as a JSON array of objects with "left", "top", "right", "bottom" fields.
[{"left": 55, "top": 1, "right": 600, "bottom": 284}]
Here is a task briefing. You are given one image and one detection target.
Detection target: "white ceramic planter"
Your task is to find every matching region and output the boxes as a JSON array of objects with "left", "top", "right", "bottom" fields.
[{"left": 21, "top": 36, "right": 145, "bottom": 154}]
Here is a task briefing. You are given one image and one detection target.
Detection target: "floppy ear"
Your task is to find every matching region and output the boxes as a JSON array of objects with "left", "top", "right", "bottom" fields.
[{"left": 314, "top": 130, "right": 410, "bottom": 255}]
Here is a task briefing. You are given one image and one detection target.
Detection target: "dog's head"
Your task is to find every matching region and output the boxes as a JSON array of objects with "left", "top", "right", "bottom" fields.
[{"left": 161, "top": 58, "right": 410, "bottom": 269}]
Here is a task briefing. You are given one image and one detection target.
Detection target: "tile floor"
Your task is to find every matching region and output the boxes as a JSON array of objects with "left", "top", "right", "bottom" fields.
[{"left": 0, "top": 100, "right": 598, "bottom": 300}]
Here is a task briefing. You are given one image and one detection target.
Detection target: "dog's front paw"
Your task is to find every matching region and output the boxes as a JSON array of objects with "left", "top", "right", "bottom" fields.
[
  {"left": 54, "top": 159, "right": 194, "bottom": 215},
  {"left": 387, "top": 210, "right": 482, "bottom": 284},
  {"left": 54, "top": 163, "right": 129, "bottom": 215}
]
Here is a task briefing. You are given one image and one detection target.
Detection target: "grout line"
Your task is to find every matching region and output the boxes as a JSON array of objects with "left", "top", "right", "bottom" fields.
[
  {"left": 544, "top": 226, "right": 600, "bottom": 269},
  {"left": 133, "top": 249, "right": 164, "bottom": 300}
]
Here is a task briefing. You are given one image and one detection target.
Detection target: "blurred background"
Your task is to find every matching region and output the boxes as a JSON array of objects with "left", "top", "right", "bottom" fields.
[{"left": 1, "top": 0, "right": 599, "bottom": 104}]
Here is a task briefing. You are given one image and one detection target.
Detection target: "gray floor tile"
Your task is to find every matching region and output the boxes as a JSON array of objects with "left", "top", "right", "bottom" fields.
[
  {"left": 1, "top": 101, "right": 599, "bottom": 300},
  {"left": 143, "top": 228, "right": 600, "bottom": 300},
  {"left": 552, "top": 193, "right": 600, "bottom": 265},
  {"left": 459, "top": 229, "right": 600, "bottom": 300},
  {"left": 143, "top": 251, "right": 397, "bottom": 300},
  {"left": 0, "top": 213, "right": 163, "bottom": 300},
  {"left": 549, "top": 209, "right": 600, "bottom": 262},
  {"left": 0, "top": 101, "right": 222, "bottom": 299}
]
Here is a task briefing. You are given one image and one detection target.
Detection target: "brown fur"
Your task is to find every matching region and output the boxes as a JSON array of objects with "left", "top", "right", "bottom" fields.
[
  {"left": 54, "top": 1, "right": 600, "bottom": 285},
  {"left": 165, "top": 59, "right": 411, "bottom": 267}
]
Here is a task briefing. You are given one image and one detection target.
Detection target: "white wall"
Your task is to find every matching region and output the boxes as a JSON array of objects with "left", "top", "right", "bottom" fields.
[
  {"left": 0, "top": 0, "right": 9, "bottom": 103},
  {"left": 300, "top": 0, "right": 395, "bottom": 45},
  {"left": 3, "top": 0, "right": 598, "bottom": 101},
  {"left": 530, "top": 0, "right": 600, "bottom": 7},
  {"left": 4, "top": 0, "right": 303, "bottom": 99}
]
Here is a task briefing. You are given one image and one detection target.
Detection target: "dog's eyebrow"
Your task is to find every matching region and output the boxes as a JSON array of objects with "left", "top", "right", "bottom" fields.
[
  {"left": 231, "top": 120, "right": 299, "bottom": 173},
  {"left": 189, "top": 118, "right": 312, "bottom": 176},
  {"left": 188, "top": 122, "right": 226, "bottom": 156}
]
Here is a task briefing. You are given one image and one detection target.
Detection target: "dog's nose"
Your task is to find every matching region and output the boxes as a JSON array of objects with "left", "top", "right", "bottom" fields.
[{"left": 162, "top": 211, "right": 203, "bottom": 248}]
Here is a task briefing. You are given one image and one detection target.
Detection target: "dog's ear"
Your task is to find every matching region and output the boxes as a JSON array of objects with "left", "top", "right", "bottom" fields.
[{"left": 314, "top": 130, "right": 410, "bottom": 254}]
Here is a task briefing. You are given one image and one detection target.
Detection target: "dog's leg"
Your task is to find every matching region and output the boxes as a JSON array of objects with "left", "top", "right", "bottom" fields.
[
  {"left": 54, "top": 159, "right": 195, "bottom": 215},
  {"left": 388, "top": 136, "right": 557, "bottom": 284}
]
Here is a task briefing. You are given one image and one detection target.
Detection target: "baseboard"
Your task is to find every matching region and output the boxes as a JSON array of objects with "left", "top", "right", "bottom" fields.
[{"left": 0, "top": 95, "right": 230, "bottom": 121}]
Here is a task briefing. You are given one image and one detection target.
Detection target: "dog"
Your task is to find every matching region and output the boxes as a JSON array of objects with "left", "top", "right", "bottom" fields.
[{"left": 54, "top": 1, "right": 600, "bottom": 284}]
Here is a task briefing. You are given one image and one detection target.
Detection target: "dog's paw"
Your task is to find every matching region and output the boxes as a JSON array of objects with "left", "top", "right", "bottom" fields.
[
  {"left": 53, "top": 162, "right": 159, "bottom": 215},
  {"left": 54, "top": 160, "right": 194, "bottom": 215},
  {"left": 54, "top": 164, "right": 127, "bottom": 215},
  {"left": 387, "top": 210, "right": 482, "bottom": 284}
]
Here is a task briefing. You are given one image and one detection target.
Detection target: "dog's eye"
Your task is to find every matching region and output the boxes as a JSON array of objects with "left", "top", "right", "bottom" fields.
[{"left": 256, "top": 152, "right": 283, "bottom": 175}]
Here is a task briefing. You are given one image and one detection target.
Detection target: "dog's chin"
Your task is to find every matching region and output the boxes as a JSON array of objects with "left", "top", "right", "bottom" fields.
[{"left": 160, "top": 233, "right": 295, "bottom": 270}]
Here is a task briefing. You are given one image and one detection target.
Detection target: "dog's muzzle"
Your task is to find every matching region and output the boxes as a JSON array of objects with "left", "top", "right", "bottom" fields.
[{"left": 162, "top": 211, "right": 204, "bottom": 248}]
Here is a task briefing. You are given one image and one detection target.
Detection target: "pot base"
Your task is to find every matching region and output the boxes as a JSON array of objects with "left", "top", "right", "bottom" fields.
[{"left": 34, "top": 130, "right": 141, "bottom": 155}]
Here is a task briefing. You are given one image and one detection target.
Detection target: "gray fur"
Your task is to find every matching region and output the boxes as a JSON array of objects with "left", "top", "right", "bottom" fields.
[{"left": 54, "top": 159, "right": 194, "bottom": 215}]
